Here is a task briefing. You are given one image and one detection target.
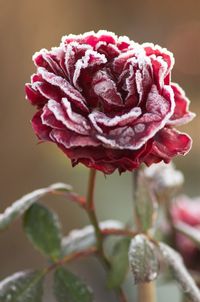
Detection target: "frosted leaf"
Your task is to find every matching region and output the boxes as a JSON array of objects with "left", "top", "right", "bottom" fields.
[
  {"left": 0, "top": 183, "right": 71, "bottom": 231},
  {"left": 129, "top": 234, "right": 159, "bottom": 284},
  {"left": 61, "top": 220, "right": 124, "bottom": 256},
  {"left": 54, "top": 267, "right": 93, "bottom": 302},
  {"left": 134, "top": 170, "right": 158, "bottom": 232},
  {"left": 0, "top": 271, "right": 43, "bottom": 302},
  {"left": 159, "top": 242, "right": 200, "bottom": 302}
]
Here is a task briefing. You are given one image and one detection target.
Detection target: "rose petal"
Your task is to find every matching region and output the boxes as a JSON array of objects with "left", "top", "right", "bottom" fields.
[
  {"left": 89, "top": 107, "right": 141, "bottom": 133},
  {"left": 73, "top": 49, "right": 107, "bottom": 90},
  {"left": 38, "top": 67, "right": 89, "bottom": 113},
  {"left": 50, "top": 129, "right": 100, "bottom": 148},
  {"left": 43, "top": 98, "right": 90, "bottom": 135},
  {"left": 32, "top": 111, "right": 51, "bottom": 140},
  {"left": 167, "top": 83, "right": 196, "bottom": 126},
  {"left": 96, "top": 85, "right": 174, "bottom": 150},
  {"left": 92, "top": 70, "right": 123, "bottom": 108},
  {"left": 33, "top": 49, "right": 65, "bottom": 77},
  {"left": 146, "top": 127, "right": 192, "bottom": 163},
  {"left": 25, "top": 84, "right": 46, "bottom": 107}
]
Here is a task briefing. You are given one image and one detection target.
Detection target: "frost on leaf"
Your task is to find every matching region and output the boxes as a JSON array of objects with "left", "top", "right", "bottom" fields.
[
  {"left": 129, "top": 234, "right": 159, "bottom": 284},
  {"left": 0, "top": 271, "right": 43, "bottom": 302}
]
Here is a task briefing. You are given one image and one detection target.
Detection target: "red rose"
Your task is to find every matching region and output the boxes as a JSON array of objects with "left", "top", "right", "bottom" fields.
[
  {"left": 171, "top": 196, "right": 200, "bottom": 267},
  {"left": 25, "top": 30, "right": 195, "bottom": 174}
]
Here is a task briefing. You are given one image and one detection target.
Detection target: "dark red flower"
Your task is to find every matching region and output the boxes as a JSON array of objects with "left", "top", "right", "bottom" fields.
[
  {"left": 171, "top": 196, "right": 200, "bottom": 268},
  {"left": 25, "top": 30, "right": 195, "bottom": 174}
]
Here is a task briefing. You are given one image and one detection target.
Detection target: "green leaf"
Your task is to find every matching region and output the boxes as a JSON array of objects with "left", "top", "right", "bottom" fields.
[
  {"left": 129, "top": 234, "right": 159, "bottom": 284},
  {"left": 0, "top": 270, "right": 43, "bottom": 302},
  {"left": 175, "top": 222, "right": 200, "bottom": 248},
  {"left": 134, "top": 171, "right": 158, "bottom": 232},
  {"left": 0, "top": 183, "right": 71, "bottom": 231},
  {"left": 54, "top": 267, "right": 93, "bottom": 302},
  {"left": 159, "top": 242, "right": 200, "bottom": 302},
  {"left": 61, "top": 220, "right": 124, "bottom": 257},
  {"left": 23, "top": 203, "right": 62, "bottom": 260},
  {"left": 107, "top": 237, "right": 130, "bottom": 289}
]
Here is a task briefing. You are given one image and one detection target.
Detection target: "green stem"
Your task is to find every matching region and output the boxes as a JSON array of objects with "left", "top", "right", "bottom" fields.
[
  {"left": 86, "top": 169, "right": 105, "bottom": 259},
  {"left": 133, "top": 170, "right": 156, "bottom": 302},
  {"left": 86, "top": 169, "right": 128, "bottom": 302}
]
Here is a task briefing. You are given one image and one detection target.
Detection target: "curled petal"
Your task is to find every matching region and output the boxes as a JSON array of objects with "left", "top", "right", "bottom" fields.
[
  {"left": 73, "top": 49, "right": 107, "bottom": 90},
  {"left": 145, "top": 128, "right": 192, "bottom": 164},
  {"left": 92, "top": 70, "right": 123, "bottom": 107},
  {"left": 38, "top": 67, "right": 89, "bottom": 113},
  {"left": 32, "top": 111, "right": 51, "bottom": 140},
  {"left": 25, "top": 84, "right": 46, "bottom": 107},
  {"left": 50, "top": 129, "right": 100, "bottom": 148},
  {"left": 89, "top": 107, "right": 142, "bottom": 133},
  {"left": 167, "top": 83, "right": 196, "bottom": 126},
  {"left": 42, "top": 99, "right": 90, "bottom": 135},
  {"left": 96, "top": 85, "right": 174, "bottom": 150}
]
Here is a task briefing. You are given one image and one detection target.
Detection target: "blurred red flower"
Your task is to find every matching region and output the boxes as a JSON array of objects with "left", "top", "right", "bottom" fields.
[
  {"left": 25, "top": 30, "right": 194, "bottom": 174},
  {"left": 171, "top": 196, "right": 200, "bottom": 268}
]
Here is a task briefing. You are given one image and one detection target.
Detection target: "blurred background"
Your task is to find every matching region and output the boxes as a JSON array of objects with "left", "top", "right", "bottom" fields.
[{"left": 0, "top": 0, "right": 200, "bottom": 301}]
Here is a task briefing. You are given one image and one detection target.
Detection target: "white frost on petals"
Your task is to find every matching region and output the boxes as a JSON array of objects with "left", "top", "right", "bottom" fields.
[
  {"left": 89, "top": 107, "right": 142, "bottom": 133},
  {"left": 167, "top": 113, "right": 196, "bottom": 127},
  {"left": 61, "top": 98, "right": 90, "bottom": 130},
  {"left": 96, "top": 85, "right": 175, "bottom": 150},
  {"left": 142, "top": 42, "right": 175, "bottom": 70},
  {"left": 44, "top": 99, "right": 90, "bottom": 135},
  {"left": 93, "top": 70, "right": 123, "bottom": 105},
  {"left": 73, "top": 49, "right": 107, "bottom": 90},
  {"left": 146, "top": 84, "right": 174, "bottom": 117},
  {"left": 50, "top": 129, "right": 100, "bottom": 148},
  {"left": 38, "top": 67, "right": 89, "bottom": 112},
  {"left": 135, "top": 70, "right": 143, "bottom": 102}
]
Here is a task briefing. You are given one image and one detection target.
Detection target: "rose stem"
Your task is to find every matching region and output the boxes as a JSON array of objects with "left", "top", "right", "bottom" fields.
[
  {"left": 86, "top": 168, "right": 128, "bottom": 302},
  {"left": 133, "top": 170, "right": 156, "bottom": 302},
  {"left": 86, "top": 169, "right": 106, "bottom": 260}
]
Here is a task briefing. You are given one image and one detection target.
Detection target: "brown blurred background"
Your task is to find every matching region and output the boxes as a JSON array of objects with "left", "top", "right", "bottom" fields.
[{"left": 0, "top": 0, "right": 200, "bottom": 301}]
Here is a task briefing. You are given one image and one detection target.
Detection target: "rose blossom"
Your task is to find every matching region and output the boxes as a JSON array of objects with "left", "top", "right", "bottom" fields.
[
  {"left": 25, "top": 30, "right": 195, "bottom": 174},
  {"left": 171, "top": 196, "right": 200, "bottom": 269}
]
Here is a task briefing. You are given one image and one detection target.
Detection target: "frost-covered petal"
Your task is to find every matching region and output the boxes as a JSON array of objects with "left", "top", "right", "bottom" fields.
[
  {"left": 167, "top": 83, "right": 195, "bottom": 126},
  {"left": 42, "top": 99, "right": 90, "bottom": 135},
  {"left": 38, "top": 67, "right": 89, "bottom": 113},
  {"left": 146, "top": 128, "right": 192, "bottom": 164},
  {"left": 143, "top": 43, "right": 175, "bottom": 72},
  {"left": 32, "top": 111, "right": 51, "bottom": 140},
  {"left": 89, "top": 107, "right": 142, "bottom": 133},
  {"left": 50, "top": 129, "right": 100, "bottom": 148},
  {"left": 73, "top": 49, "right": 107, "bottom": 90},
  {"left": 63, "top": 42, "right": 93, "bottom": 82},
  {"left": 92, "top": 70, "right": 123, "bottom": 107},
  {"left": 96, "top": 85, "right": 174, "bottom": 150},
  {"left": 33, "top": 49, "right": 65, "bottom": 77},
  {"left": 25, "top": 84, "right": 47, "bottom": 107}
]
